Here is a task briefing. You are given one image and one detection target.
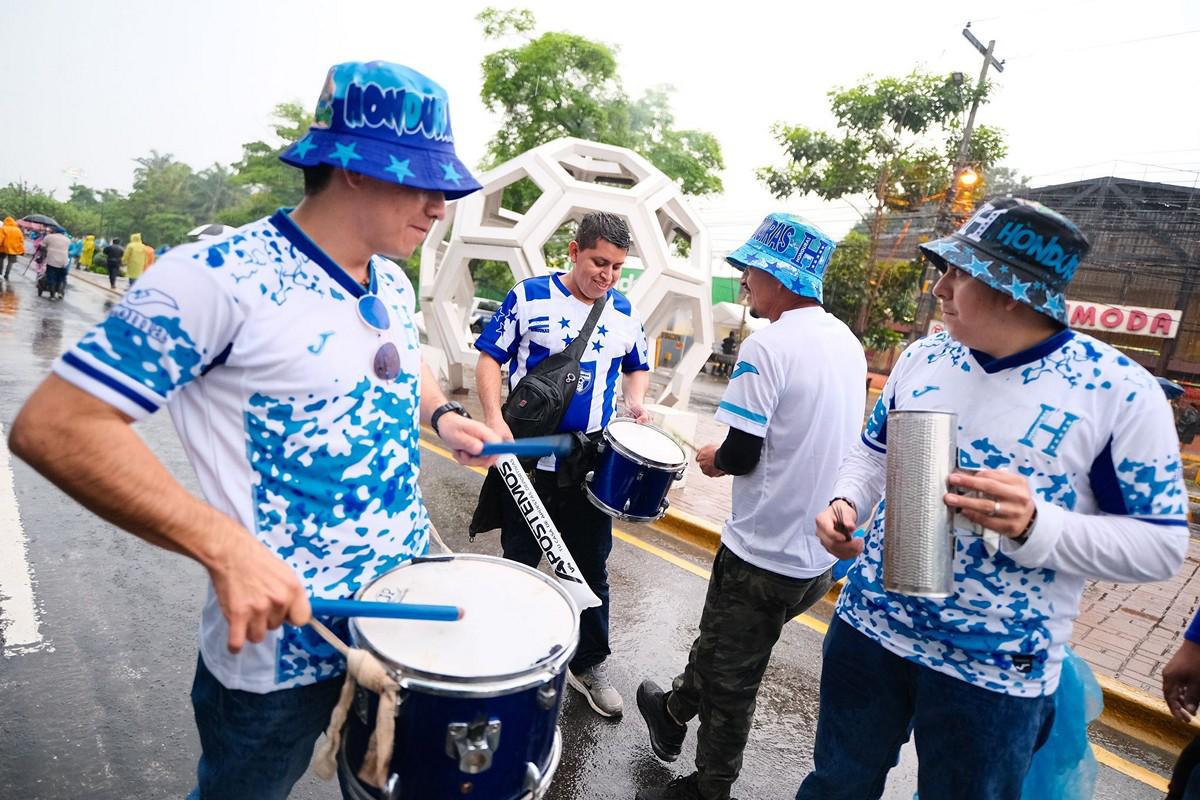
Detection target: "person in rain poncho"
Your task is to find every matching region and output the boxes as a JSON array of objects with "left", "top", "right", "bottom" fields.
[
  {"left": 80, "top": 234, "right": 96, "bottom": 268},
  {"left": 121, "top": 233, "right": 148, "bottom": 286},
  {"left": 2, "top": 216, "right": 24, "bottom": 279}
]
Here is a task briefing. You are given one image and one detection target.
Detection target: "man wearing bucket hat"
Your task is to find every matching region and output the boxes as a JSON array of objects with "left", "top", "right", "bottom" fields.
[
  {"left": 798, "top": 197, "right": 1188, "bottom": 800},
  {"left": 9, "top": 61, "right": 500, "bottom": 800},
  {"left": 635, "top": 214, "right": 866, "bottom": 800}
]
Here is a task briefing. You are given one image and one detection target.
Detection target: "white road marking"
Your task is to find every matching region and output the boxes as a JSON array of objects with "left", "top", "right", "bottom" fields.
[{"left": 0, "top": 423, "right": 51, "bottom": 656}]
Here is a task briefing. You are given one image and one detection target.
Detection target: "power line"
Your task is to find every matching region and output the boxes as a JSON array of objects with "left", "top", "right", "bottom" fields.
[{"left": 1006, "top": 28, "right": 1200, "bottom": 60}]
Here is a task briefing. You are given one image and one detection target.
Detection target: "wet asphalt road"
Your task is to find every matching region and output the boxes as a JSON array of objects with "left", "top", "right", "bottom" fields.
[{"left": 0, "top": 266, "right": 1166, "bottom": 800}]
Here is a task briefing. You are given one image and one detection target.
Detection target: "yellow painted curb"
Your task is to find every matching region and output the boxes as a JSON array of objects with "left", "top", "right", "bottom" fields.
[
  {"left": 1095, "top": 672, "right": 1199, "bottom": 756},
  {"left": 650, "top": 506, "right": 1194, "bottom": 758}
]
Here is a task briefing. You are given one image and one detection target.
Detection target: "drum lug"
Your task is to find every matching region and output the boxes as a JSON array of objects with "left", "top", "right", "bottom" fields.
[
  {"left": 524, "top": 761, "right": 543, "bottom": 794},
  {"left": 446, "top": 718, "right": 502, "bottom": 774},
  {"left": 537, "top": 684, "right": 557, "bottom": 710},
  {"left": 384, "top": 773, "right": 401, "bottom": 800},
  {"left": 584, "top": 470, "right": 594, "bottom": 485}
]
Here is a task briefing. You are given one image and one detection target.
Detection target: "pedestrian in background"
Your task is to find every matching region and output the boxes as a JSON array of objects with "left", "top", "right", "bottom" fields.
[
  {"left": 80, "top": 234, "right": 96, "bottom": 268},
  {"left": 103, "top": 237, "right": 123, "bottom": 289},
  {"left": 40, "top": 229, "right": 70, "bottom": 299},
  {"left": 68, "top": 235, "right": 83, "bottom": 269},
  {"left": 122, "top": 233, "right": 148, "bottom": 286},
  {"left": 2, "top": 216, "right": 24, "bottom": 279}
]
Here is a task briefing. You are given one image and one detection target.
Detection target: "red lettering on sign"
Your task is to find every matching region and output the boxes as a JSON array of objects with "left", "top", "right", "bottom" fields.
[
  {"left": 1151, "top": 313, "right": 1175, "bottom": 336},
  {"left": 1127, "top": 310, "right": 1147, "bottom": 332},
  {"left": 1100, "top": 308, "right": 1124, "bottom": 329},
  {"left": 1070, "top": 305, "right": 1096, "bottom": 327}
]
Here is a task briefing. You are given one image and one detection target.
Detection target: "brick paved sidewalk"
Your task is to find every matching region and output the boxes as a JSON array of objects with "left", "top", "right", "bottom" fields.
[{"left": 444, "top": 361, "right": 1196, "bottom": 698}]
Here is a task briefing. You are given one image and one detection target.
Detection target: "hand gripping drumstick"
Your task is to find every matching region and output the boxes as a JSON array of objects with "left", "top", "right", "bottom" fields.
[{"left": 494, "top": 453, "right": 602, "bottom": 611}]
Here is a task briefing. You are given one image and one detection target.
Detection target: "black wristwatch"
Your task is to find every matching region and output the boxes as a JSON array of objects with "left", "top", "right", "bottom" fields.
[{"left": 431, "top": 401, "right": 470, "bottom": 436}]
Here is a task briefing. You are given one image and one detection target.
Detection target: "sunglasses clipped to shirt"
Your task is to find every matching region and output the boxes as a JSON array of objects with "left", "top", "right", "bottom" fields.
[{"left": 357, "top": 293, "right": 403, "bottom": 381}]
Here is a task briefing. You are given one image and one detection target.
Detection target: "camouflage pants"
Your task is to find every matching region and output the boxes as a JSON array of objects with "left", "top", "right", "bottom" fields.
[{"left": 666, "top": 546, "right": 833, "bottom": 800}]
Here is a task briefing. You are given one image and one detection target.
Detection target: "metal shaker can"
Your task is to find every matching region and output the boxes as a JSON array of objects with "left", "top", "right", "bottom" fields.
[{"left": 883, "top": 410, "right": 958, "bottom": 598}]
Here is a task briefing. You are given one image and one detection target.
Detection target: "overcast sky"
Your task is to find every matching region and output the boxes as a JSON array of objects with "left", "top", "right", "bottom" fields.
[{"left": 5, "top": 0, "right": 1198, "bottom": 249}]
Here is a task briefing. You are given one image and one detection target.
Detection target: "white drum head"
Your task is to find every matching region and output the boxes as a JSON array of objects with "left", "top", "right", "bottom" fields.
[
  {"left": 607, "top": 419, "right": 686, "bottom": 466},
  {"left": 354, "top": 556, "right": 577, "bottom": 680}
]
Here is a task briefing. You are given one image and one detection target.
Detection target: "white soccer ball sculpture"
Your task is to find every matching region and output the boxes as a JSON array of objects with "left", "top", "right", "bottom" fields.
[{"left": 419, "top": 137, "right": 713, "bottom": 408}]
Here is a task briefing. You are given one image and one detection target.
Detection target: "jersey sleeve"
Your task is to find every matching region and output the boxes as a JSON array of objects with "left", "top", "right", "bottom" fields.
[
  {"left": 1087, "top": 383, "right": 1189, "bottom": 526},
  {"left": 52, "top": 254, "right": 243, "bottom": 420},
  {"left": 473, "top": 288, "right": 521, "bottom": 365},
  {"left": 622, "top": 317, "right": 650, "bottom": 373},
  {"left": 714, "top": 336, "right": 777, "bottom": 437}
]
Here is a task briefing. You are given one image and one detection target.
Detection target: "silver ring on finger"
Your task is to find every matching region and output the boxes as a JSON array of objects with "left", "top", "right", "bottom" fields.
[{"left": 990, "top": 499, "right": 1000, "bottom": 517}]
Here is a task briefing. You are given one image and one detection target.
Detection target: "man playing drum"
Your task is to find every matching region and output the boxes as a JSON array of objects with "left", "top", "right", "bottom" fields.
[
  {"left": 799, "top": 197, "right": 1189, "bottom": 799},
  {"left": 475, "top": 212, "right": 652, "bottom": 717},
  {"left": 636, "top": 214, "right": 866, "bottom": 800},
  {"left": 8, "top": 61, "right": 499, "bottom": 800}
]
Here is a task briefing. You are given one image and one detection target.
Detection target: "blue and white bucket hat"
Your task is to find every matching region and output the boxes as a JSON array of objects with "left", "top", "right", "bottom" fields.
[
  {"left": 280, "top": 61, "right": 481, "bottom": 200},
  {"left": 918, "top": 197, "right": 1090, "bottom": 324},
  {"left": 726, "top": 213, "right": 836, "bottom": 302}
]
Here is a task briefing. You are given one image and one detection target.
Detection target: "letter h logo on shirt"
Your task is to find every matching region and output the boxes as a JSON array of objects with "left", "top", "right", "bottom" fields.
[{"left": 1018, "top": 404, "right": 1080, "bottom": 457}]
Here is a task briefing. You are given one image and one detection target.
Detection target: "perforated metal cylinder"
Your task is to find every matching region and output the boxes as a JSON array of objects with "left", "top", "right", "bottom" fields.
[{"left": 883, "top": 410, "right": 957, "bottom": 598}]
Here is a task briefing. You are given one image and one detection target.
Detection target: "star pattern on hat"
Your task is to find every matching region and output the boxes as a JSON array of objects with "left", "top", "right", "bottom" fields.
[
  {"left": 742, "top": 253, "right": 763, "bottom": 266},
  {"left": 329, "top": 142, "right": 362, "bottom": 168},
  {"left": 1043, "top": 292, "right": 1065, "bottom": 318},
  {"left": 925, "top": 240, "right": 960, "bottom": 257},
  {"left": 385, "top": 156, "right": 414, "bottom": 183},
  {"left": 440, "top": 162, "right": 463, "bottom": 185},
  {"left": 1008, "top": 275, "right": 1032, "bottom": 303},
  {"left": 963, "top": 255, "right": 993, "bottom": 278},
  {"left": 291, "top": 136, "right": 316, "bottom": 159}
]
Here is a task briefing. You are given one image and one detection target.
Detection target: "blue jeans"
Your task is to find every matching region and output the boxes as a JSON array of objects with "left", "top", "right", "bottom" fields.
[
  {"left": 186, "top": 653, "right": 349, "bottom": 800},
  {"left": 796, "top": 617, "right": 1055, "bottom": 800},
  {"left": 501, "top": 469, "right": 612, "bottom": 672}
]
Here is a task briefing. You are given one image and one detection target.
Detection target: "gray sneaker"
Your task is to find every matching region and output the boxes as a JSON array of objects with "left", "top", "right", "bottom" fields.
[{"left": 567, "top": 662, "right": 624, "bottom": 717}]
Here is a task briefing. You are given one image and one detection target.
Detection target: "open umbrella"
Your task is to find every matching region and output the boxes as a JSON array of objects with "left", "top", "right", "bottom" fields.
[
  {"left": 1158, "top": 376, "right": 1185, "bottom": 400},
  {"left": 21, "top": 214, "right": 61, "bottom": 228},
  {"left": 188, "top": 223, "right": 236, "bottom": 239}
]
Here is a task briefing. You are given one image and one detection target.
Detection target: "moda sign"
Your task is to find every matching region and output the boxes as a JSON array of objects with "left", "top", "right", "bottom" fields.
[{"left": 1066, "top": 301, "right": 1181, "bottom": 339}]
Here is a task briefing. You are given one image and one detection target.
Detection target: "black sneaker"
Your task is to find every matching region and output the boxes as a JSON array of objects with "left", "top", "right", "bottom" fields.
[
  {"left": 637, "top": 680, "right": 686, "bottom": 762},
  {"left": 635, "top": 774, "right": 701, "bottom": 800}
]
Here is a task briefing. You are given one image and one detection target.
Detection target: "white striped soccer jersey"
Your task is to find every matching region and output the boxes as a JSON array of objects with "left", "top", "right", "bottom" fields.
[{"left": 475, "top": 273, "right": 650, "bottom": 470}]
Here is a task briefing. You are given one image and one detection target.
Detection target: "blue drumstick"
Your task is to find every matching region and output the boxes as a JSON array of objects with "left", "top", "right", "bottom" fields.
[
  {"left": 310, "top": 598, "right": 464, "bottom": 621},
  {"left": 479, "top": 434, "right": 576, "bottom": 458}
]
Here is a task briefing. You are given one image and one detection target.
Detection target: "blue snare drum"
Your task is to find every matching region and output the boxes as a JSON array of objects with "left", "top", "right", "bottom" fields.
[
  {"left": 585, "top": 419, "right": 686, "bottom": 523},
  {"left": 339, "top": 554, "right": 578, "bottom": 800}
]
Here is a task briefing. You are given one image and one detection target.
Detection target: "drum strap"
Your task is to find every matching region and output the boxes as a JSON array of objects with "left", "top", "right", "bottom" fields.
[{"left": 308, "top": 617, "right": 401, "bottom": 790}]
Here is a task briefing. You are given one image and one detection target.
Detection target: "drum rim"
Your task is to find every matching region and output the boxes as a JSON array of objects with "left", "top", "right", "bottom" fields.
[
  {"left": 584, "top": 484, "right": 667, "bottom": 523},
  {"left": 602, "top": 420, "right": 686, "bottom": 470},
  {"left": 349, "top": 553, "right": 580, "bottom": 689}
]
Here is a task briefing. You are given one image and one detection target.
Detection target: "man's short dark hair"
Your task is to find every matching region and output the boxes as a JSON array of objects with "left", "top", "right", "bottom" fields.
[
  {"left": 575, "top": 212, "right": 631, "bottom": 251},
  {"left": 111, "top": 237, "right": 120, "bottom": 244},
  {"left": 303, "top": 164, "right": 335, "bottom": 196}
]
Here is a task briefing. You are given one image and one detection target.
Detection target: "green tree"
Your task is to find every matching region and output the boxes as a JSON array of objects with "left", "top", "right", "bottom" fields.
[
  {"left": 475, "top": 8, "right": 724, "bottom": 298},
  {"left": 822, "top": 231, "right": 921, "bottom": 351},
  {"left": 223, "top": 102, "right": 311, "bottom": 226},
  {"left": 758, "top": 71, "right": 1008, "bottom": 341}
]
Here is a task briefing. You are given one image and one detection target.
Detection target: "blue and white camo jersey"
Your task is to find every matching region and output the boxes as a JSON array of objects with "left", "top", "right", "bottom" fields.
[
  {"left": 831, "top": 328, "right": 1188, "bottom": 697},
  {"left": 475, "top": 273, "right": 650, "bottom": 470},
  {"left": 52, "top": 210, "right": 429, "bottom": 693}
]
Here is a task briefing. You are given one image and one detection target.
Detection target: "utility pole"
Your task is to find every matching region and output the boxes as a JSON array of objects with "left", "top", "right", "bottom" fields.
[{"left": 910, "top": 24, "right": 1004, "bottom": 342}]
